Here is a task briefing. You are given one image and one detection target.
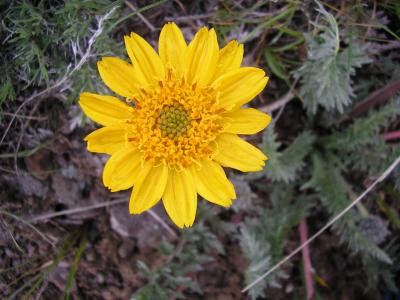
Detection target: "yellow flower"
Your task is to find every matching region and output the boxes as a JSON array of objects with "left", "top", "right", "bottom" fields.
[{"left": 79, "top": 23, "right": 271, "bottom": 228}]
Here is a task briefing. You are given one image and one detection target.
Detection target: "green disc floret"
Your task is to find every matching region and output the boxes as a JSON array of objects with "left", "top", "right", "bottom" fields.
[{"left": 157, "top": 103, "right": 191, "bottom": 138}]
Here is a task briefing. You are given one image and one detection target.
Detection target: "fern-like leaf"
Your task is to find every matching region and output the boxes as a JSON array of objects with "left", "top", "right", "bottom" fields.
[
  {"left": 261, "top": 126, "right": 316, "bottom": 182},
  {"left": 324, "top": 97, "right": 400, "bottom": 151},
  {"left": 295, "top": 1, "right": 371, "bottom": 113},
  {"left": 307, "top": 154, "right": 392, "bottom": 264}
]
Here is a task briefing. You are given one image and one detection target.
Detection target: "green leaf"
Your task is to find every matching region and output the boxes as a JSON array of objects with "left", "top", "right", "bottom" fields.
[
  {"left": 307, "top": 154, "right": 393, "bottom": 264},
  {"left": 265, "top": 48, "right": 287, "bottom": 80},
  {"left": 0, "top": 79, "right": 16, "bottom": 105},
  {"left": 261, "top": 125, "right": 316, "bottom": 182},
  {"left": 294, "top": 1, "right": 371, "bottom": 114},
  {"left": 323, "top": 97, "right": 400, "bottom": 151}
]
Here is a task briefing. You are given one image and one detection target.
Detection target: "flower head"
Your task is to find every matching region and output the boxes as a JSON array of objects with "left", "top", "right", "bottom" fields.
[{"left": 79, "top": 23, "right": 271, "bottom": 228}]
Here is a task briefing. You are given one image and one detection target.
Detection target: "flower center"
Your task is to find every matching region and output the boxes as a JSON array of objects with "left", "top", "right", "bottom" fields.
[
  {"left": 157, "top": 104, "right": 191, "bottom": 138},
  {"left": 126, "top": 73, "right": 225, "bottom": 169}
]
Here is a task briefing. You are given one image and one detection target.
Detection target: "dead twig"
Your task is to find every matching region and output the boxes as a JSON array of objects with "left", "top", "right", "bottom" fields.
[
  {"left": 31, "top": 197, "right": 178, "bottom": 239},
  {"left": 147, "top": 209, "right": 178, "bottom": 239},
  {"left": 0, "top": 209, "right": 54, "bottom": 246},
  {"left": 348, "top": 80, "right": 400, "bottom": 118},
  {"left": 14, "top": 97, "right": 43, "bottom": 174},
  {"left": 165, "top": 13, "right": 214, "bottom": 22},
  {"left": 258, "top": 91, "right": 295, "bottom": 113},
  {"left": 0, "top": 112, "right": 47, "bottom": 121},
  {"left": 125, "top": 1, "right": 156, "bottom": 32},
  {"left": 1, "top": 219, "right": 24, "bottom": 253},
  {"left": 172, "top": 0, "right": 198, "bottom": 30},
  {"left": 30, "top": 198, "right": 128, "bottom": 223}
]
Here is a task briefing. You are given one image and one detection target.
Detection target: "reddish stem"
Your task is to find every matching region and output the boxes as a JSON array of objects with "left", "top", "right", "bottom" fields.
[
  {"left": 349, "top": 80, "right": 400, "bottom": 118},
  {"left": 383, "top": 131, "right": 400, "bottom": 141},
  {"left": 299, "top": 219, "right": 315, "bottom": 300}
]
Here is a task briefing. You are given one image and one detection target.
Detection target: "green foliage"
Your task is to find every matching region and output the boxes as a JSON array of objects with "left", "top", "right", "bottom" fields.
[
  {"left": 360, "top": 236, "right": 400, "bottom": 294},
  {"left": 132, "top": 205, "right": 225, "bottom": 300},
  {"left": 323, "top": 97, "right": 400, "bottom": 184},
  {"left": 307, "top": 155, "right": 392, "bottom": 263},
  {"left": 253, "top": 97, "right": 399, "bottom": 294},
  {"left": 62, "top": 237, "right": 88, "bottom": 300},
  {"left": 0, "top": 78, "right": 16, "bottom": 118},
  {"left": 240, "top": 225, "right": 273, "bottom": 300},
  {"left": 240, "top": 185, "right": 309, "bottom": 299},
  {"left": 260, "top": 125, "right": 315, "bottom": 183},
  {"left": 324, "top": 97, "right": 400, "bottom": 151},
  {"left": 0, "top": 0, "right": 124, "bottom": 111},
  {"left": 231, "top": 176, "right": 258, "bottom": 212},
  {"left": 295, "top": 1, "right": 371, "bottom": 114},
  {"left": 133, "top": 257, "right": 203, "bottom": 300},
  {"left": 265, "top": 47, "right": 288, "bottom": 80}
]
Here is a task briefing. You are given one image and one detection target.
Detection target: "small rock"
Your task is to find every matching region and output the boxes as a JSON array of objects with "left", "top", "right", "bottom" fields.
[
  {"left": 2, "top": 174, "right": 45, "bottom": 197},
  {"left": 118, "top": 240, "right": 135, "bottom": 259},
  {"left": 285, "top": 283, "right": 294, "bottom": 293},
  {"left": 96, "top": 273, "right": 105, "bottom": 284},
  {"left": 85, "top": 249, "right": 96, "bottom": 262},
  {"left": 108, "top": 203, "right": 170, "bottom": 249}
]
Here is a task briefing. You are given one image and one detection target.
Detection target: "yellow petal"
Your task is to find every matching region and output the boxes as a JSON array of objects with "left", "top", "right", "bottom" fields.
[
  {"left": 79, "top": 92, "right": 132, "bottom": 126},
  {"left": 102, "top": 145, "right": 142, "bottom": 192},
  {"left": 124, "top": 32, "right": 164, "bottom": 85},
  {"left": 213, "top": 40, "right": 243, "bottom": 80},
  {"left": 129, "top": 163, "right": 168, "bottom": 214},
  {"left": 97, "top": 57, "right": 140, "bottom": 98},
  {"left": 189, "top": 159, "right": 236, "bottom": 207},
  {"left": 162, "top": 169, "right": 197, "bottom": 228},
  {"left": 84, "top": 125, "right": 126, "bottom": 154},
  {"left": 213, "top": 133, "right": 267, "bottom": 172},
  {"left": 159, "top": 22, "right": 187, "bottom": 75},
  {"left": 185, "top": 28, "right": 219, "bottom": 86},
  {"left": 221, "top": 108, "right": 272, "bottom": 135},
  {"left": 212, "top": 67, "right": 268, "bottom": 111}
]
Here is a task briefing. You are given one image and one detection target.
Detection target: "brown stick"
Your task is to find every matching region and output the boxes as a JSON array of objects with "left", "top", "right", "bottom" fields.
[
  {"left": 124, "top": 1, "right": 156, "bottom": 32},
  {"left": 349, "top": 80, "right": 400, "bottom": 118},
  {"left": 30, "top": 198, "right": 128, "bottom": 223},
  {"left": 30, "top": 198, "right": 178, "bottom": 239},
  {"left": 258, "top": 91, "right": 295, "bottom": 113}
]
